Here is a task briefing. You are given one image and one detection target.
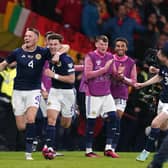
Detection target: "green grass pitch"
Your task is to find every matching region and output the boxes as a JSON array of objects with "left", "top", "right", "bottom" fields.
[{"left": 0, "top": 152, "right": 167, "bottom": 168}]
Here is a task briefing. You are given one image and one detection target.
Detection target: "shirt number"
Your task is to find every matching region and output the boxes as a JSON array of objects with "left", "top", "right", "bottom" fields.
[
  {"left": 165, "top": 77, "right": 168, "bottom": 85},
  {"left": 28, "top": 60, "right": 34, "bottom": 69}
]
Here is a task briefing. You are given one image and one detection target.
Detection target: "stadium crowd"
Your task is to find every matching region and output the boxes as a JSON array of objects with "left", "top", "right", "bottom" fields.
[{"left": 0, "top": 0, "right": 168, "bottom": 161}]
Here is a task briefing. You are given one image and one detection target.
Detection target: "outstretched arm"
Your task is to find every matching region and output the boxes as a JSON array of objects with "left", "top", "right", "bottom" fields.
[
  {"left": 135, "top": 74, "right": 162, "bottom": 89},
  {"left": 74, "top": 64, "right": 84, "bottom": 72}
]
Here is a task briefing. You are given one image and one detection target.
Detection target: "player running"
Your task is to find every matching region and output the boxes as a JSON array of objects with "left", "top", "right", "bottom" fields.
[
  {"left": 42, "top": 33, "right": 75, "bottom": 160},
  {"left": 135, "top": 42, "right": 168, "bottom": 162},
  {"left": 110, "top": 37, "right": 137, "bottom": 152}
]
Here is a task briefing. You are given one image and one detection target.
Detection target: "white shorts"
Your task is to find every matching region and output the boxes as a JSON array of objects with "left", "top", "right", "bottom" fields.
[
  {"left": 157, "top": 100, "right": 168, "bottom": 115},
  {"left": 86, "top": 94, "right": 116, "bottom": 119},
  {"left": 114, "top": 98, "right": 127, "bottom": 112},
  {"left": 12, "top": 89, "right": 41, "bottom": 116},
  {"left": 39, "top": 96, "right": 47, "bottom": 117},
  {"left": 47, "top": 88, "right": 75, "bottom": 118}
]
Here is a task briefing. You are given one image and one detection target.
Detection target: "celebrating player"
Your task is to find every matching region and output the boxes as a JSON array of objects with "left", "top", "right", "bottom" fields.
[
  {"left": 135, "top": 42, "right": 168, "bottom": 162},
  {"left": 84, "top": 35, "right": 119, "bottom": 158},
  {"left": 111, "top": 37, "right": 137, "bottom": 152},
  {"left": 42, "top": 33, "right": 75, "bottom": 160},
  {"left": 0, "top": 27, "right": 61, "bottom": 160}
]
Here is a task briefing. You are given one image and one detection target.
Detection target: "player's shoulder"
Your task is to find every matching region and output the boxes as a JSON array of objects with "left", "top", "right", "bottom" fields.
[
  {"left": 60, "top": 53, "right": 74, "bottom": 63},
  {"left": 127, "top": 56, "right": 135, "bottom": 64},
  {"left": 36, "top": 46, "right": 49, "bottom": 52},
  {"left": 13, "top": 48, "right": 22, "bottom": 53},
  {"left": 106, "top": 52, "right": 113, "bottom": 58}
]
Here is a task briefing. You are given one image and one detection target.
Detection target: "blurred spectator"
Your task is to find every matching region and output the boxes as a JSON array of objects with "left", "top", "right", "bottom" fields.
[
  {"left": 124, "top": 0, "right": 142, "bottom": 24},
  {"left": 135, "top": 0, "right": 145, "bottom": 20},
  {"left": 162, "top": 22, "right": 168, "bottom": 35},
  {"left": 135, "top": 13, "right": 160, "bottom": 59},
  {"left": 157, "top": 32, "right": 168, "bottom": 49},
  {"left": 103, "top": 3, "right": 146, "bottom": 56},
  {"left": 98, "top": 0, "right": 110, "bottom": 21},
  {"left": 31, "top": 0, "right": 59, "bottom": 21},
  {"left": 55, "top": 0, "right": 82, "bottom": 31},
  {"left": 144, "top": 0, "right": 165, "bottom": 22},
  {"left": 81, "top": 0, "right": 101, "bottom": 41},
  {"left": 0, "top": 61, "right": 18, "bottom": 150}
]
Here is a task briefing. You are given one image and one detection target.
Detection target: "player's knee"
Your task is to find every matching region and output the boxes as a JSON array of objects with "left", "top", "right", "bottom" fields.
[
  {"left": 151, "top": 120, "right": 160, "bottom": 128},
  {"left": 27, "top": 117, "right": 35, "bottom": 124},
  {"left": 105, "top": 111, "right": 117, "bottom": 122},
  {"left": 48, "top": 117, "right": 56, "bottom": 126},
  {"left": 116, "top": 110, "right": 123, "bottom": 119},
  {"left": 61, "top": 122, "right": 71, "bottom": 128},
  {"left": 61, "top": 118, "right": 71, "bottom": 128},
  {"left": 17, "top": 123, "right": 26, "bottom": 131}
]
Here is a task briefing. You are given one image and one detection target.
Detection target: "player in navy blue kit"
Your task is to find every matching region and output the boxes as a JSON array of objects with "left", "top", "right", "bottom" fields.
[
  {"left": 0, "top": 28, "right": 65, "bottom": 160},
  {"left": 134, "top": 42, "right": 168, "bottom": 168},
  {"left": 42, "top": 33, "right": 75, "bottom": 160}
]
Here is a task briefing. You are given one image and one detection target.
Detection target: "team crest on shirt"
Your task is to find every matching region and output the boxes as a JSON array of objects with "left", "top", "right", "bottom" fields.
[
  {"left": 96, "top": 60, "right": 101, "bottom": 66},
  {"left": 35, "top": 54, "right": 42, "bottom": 60}
]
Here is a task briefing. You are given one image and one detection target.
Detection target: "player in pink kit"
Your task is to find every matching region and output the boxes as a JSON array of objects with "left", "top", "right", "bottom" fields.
[
  {"left": 84, "top": 35, "right": 119, "bottom": 158},
  {"left": 110, "top": 38, "right": 137, "bottom": 152}
]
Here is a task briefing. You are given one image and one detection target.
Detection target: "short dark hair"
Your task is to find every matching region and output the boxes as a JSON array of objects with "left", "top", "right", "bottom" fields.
[
  {"left": 95, "top": 35, "right": 109, "bottom": 43},
  {"left": 44, "top": 31, "right": 55, "bottom": 38},
  {"left": 114, "top": 37, "right": 129, "bottom": 47},
  {"left": 26, "top": 27, "right": 40, "bottom": 37},
  {"left": 47, "top": 33, "right": 63, "bottom": 42}
]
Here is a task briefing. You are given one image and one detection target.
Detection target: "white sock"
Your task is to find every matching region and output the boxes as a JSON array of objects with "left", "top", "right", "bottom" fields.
[
  {"left": 86, "top": 148, "right": 93, "bottom": 154},
  {"left": 105, "top": 144, "right": 112, "bottom": 151}
]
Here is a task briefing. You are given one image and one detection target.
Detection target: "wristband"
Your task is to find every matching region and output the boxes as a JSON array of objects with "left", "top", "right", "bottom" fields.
[{"left": 54, "top": 74, "right": 59, "bottom": 80}]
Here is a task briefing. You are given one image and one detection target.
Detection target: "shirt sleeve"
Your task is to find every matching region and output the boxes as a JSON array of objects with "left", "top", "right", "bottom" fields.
[
  {"left": 44, "top": 48, "right": 52, "bottom": 60},
  {"left": 158, "top": 66, "right": 164, "bottom": 77},
  {"left": 5, "top": 49, "right": 17, "bottom": 64},
  {"left": 64, "top": 57, "right": 75, "bottom": 74}
]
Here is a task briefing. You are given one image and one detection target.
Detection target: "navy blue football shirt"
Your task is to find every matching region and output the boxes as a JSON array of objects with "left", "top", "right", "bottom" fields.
[
  {"left": 6, "top": 46, "right": 51, "bottom": 90},
  {"left": 50, "top": 53, "right": 75, "bottom": 89},
  {"left": 159, "top": 65, "right": 168, "bottom": 103}
]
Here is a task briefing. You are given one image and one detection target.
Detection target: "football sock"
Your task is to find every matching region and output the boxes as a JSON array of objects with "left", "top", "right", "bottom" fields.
[
  {"left": 112, "top": 117, "right": 120, "bottom": 150},
  {"left": 25, "top": 123, "right": 36, "bottom": 153},
  {"left": 105, "top": 111, "right": 117, "bottom": 151},
  {"left": 45, "top": 124, "right": 56, "bottom": 148},
  {"left": 145, "top": 128, "right": 160, "bottom": 152},
  {"left": 86, "top": 118, "right": 96, "bottom": 153}
]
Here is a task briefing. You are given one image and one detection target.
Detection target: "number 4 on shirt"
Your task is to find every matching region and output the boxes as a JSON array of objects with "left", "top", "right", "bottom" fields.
[{"left": 28, "top": 60, "right": 34, "bottom": 69}]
